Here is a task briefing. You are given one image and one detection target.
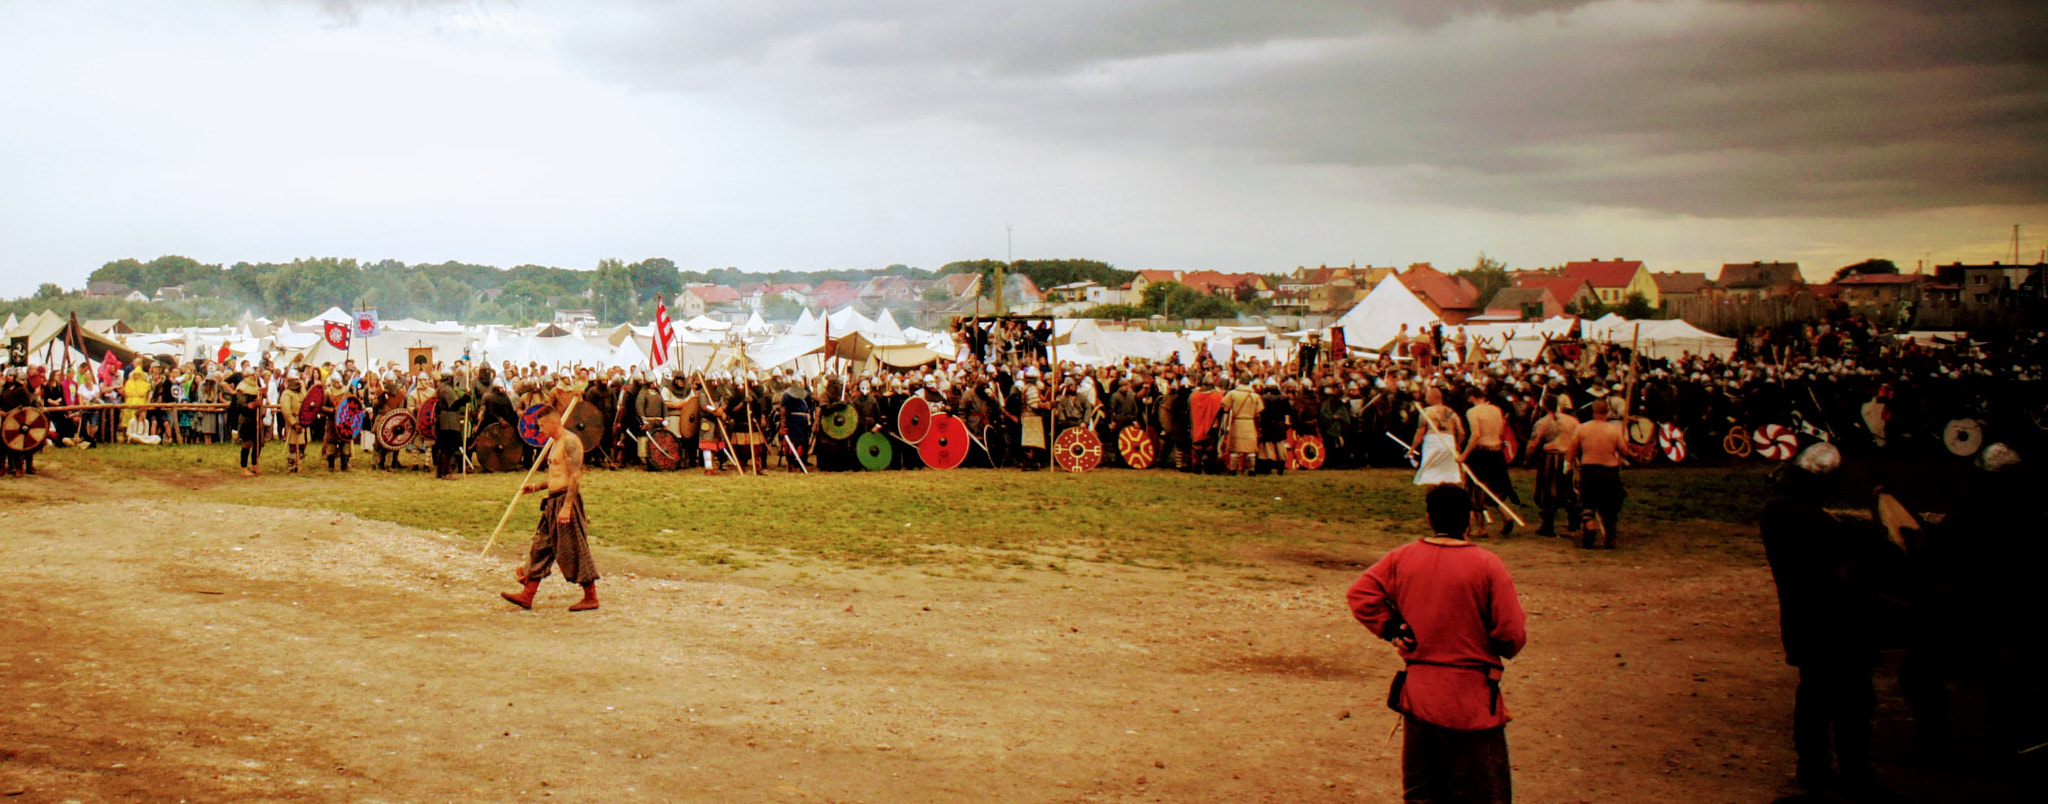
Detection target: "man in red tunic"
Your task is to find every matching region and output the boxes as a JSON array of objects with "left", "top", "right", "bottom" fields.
[{"left": 1349, "top": 485, "right": 1528, "bottom": 803}]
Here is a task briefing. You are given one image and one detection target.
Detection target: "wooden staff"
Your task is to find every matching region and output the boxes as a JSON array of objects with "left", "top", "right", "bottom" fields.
[
  {"left": 696, "top": 375, "right": 749, "bottom": 474},
  {"left": 479, "top": 395, "right": 581, "bottom": 559},
  {"left": 1414, "top": 401, "right": 1526, "bottom": 528}
]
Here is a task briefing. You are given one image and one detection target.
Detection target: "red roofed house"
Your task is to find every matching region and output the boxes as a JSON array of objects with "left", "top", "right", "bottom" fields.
[
  {"left": 1651, "top": 271, "right": 1716, "bottom": 303},
  {"left": 1561, "top": 259, "right": 1660, "bottom": 307},
  {"left": 1511, "top": 275, "right": 1598, "bottom": 314},
  {"left": 1717, "top": 262, "right": 1804, "bottom": 298},
  {"left": 1481, "top": 287, "right": 1563, "bottom": 322},
  {"left": 938, "top": 272, "right": 983, "bottom": 300},
  {"left": 1177, "top": 271, "right": 1267, "bottom": 301},
  {"left": 1396, "top": 263, "right": 1481, "bottom": 323},
  {"left": 676, "top": 285, "right": 742, "bottom": 316}
]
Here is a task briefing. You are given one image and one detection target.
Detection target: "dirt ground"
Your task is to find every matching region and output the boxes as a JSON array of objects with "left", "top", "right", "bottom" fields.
[{"left": 0, "top": 475, "right": 2026, "bottom": 803}]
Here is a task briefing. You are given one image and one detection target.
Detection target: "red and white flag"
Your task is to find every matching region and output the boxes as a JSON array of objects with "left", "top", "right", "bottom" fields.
[
  {"left": 650, "top": 300, "right": 673, "bottom": 368},
  {"left": 324, "top": 320, "right": 351, "bottom": 351}
]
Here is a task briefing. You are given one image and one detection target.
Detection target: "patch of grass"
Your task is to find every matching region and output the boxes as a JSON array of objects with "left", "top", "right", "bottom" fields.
[{"left": 40, "top": 444, "right": 1772, "bottom": 568}]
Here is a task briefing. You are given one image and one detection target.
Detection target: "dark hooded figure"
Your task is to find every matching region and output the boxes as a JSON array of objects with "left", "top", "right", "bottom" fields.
[
  {"left": 1760, "top": 443, "right": 1909, "bottom": 803},
  {"left": 778, "top": 380, "right": 814, "bottom": 471}
]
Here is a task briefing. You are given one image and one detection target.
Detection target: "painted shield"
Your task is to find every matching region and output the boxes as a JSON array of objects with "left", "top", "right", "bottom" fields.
[
  {"left": 518, "top": 404, "right": 546, "bottom": 447},
  {"left": 819, "top": 402, "right": 861, "bottom": 441},
  {"left": 1501, "top": 426, "right": 1519, "bottom": 464},
  {"left": 1627, "top": 416, "right": 1655, "bottom": 445},
  {"left": 918, "top": 413, "right": 969, "bottom": 470},
  {"left": 374, "top": 408, "right": 417, "bottom": 450},
  {"left": 1118, "top": 425, "right": 1156, "bottom": 469},
  {"left": 416, "top": 394, "right": 438, "bottom": 435},
  {"left": 1, "top": 407, "right": 51, "bottom": 452},
  {"left": 471, "top": 422, "right": 522, "bottom": 473},
  {"left": 856, "top": 431, "right": 893, "bottom": 471},
  {"left": 1294, "top": 434, "right": 1327, "bottom": 470},
  {"left": 1752, "top": 423, "right": 1797, "bottom": 461},
  {"left": 898, "top": 396, "right": 931, "bottom": 443},
  {"left": 565, "top": 401, "right": 605, "bottom": 445},
  {"left": 334, "top": 397, "right": 365, "bottom": 439},
  {"left": 1942, "top": 418, "right": 1984, "bottom": 457},
  {"left": 645, "top": 429, "right": 683, "bottom": 471},
  {"left": 1723, "top": 426, "right": 1753, "bottom": 458},
  {"left": 1053, "top": 427, "right": 1103, "bottom": 472},
  {"left": 1657, "top": 423, "right": 1686, "bottom": 463}
]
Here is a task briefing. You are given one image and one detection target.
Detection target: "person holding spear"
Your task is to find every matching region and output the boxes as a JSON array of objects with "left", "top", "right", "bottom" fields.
[{"left": 498, "top": 403, "right": 601, "bottom": 612}]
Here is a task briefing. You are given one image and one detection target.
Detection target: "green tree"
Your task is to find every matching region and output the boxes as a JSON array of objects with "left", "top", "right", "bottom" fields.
[
  {"left": 760, "top": 295, "right": 805, "bottom": 321},
  {"left": 1455, "top": 253, "right": 1512, "bottom": 309},
  {"left": 1616, "top": 292, "right": 1655, "bottom": 320},
  {"left": 589, "top": 259, "right": 637, "bottom": 324},
  {"left": 34, "top": 283, "right": 62, "bottom": 300},
  {"left": 1079, "top": 303, "right": 1144, "bottom": 319}
]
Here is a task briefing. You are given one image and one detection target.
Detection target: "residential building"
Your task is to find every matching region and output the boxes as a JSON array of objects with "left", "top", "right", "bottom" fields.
[
  {"left": 1396, "top": 263, "right": 1481, "bottom": 323},
  {"left": 1831, "top": 273, "right": 1925, "bottom": 306},
  {"left": 1717, "top": 261, "right": 1805, "bottom": 298},
  {"left": 1127, "top": 270, "right": 1184, "bottom": 300},
  {"left": 1954, "top": 263, "right": 2044, "bottom": 310},
  {"left": 676, "top": 285, "right": 741, "bottom": 317},
  {"left": 1510, "top": 275, "right": 1598, "bottom": 313},
  {"left": 552, "top": 309, "right": 597, "bottom": 327},
  {"left": 1561, "top": 259, "right": 1660, "bottom": 307},
  {"left": 153, "top": 285, "right": 188, "bottom": 302},
  {"left": 1481, "top": 287, "right": 1562, "bottom": 321},
  {"left": 1651, "top": 272, "right": 1715, "bottom": 303}
]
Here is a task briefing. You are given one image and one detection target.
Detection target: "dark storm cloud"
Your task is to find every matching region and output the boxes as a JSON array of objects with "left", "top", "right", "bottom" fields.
[{"left": 476, "top": 1, "right": 2048, "bottom": 216}]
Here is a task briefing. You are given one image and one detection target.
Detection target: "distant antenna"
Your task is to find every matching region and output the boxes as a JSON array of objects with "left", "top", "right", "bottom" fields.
[{"left": 2013, "top": 224, "right": 2022, "bottom": 265}]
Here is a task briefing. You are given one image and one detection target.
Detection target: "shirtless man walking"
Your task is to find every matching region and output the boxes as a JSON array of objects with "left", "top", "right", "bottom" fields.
[
  {"left": 1458, "top": 387, "right": 1519, "bottom": 537},
  {"left": 1564, "top": 398, "right": 1627, "bottom": 549},
  {"left": 501, "top": 404, "right": 601, "bottom": 611},
  {"left": 1527, "top": 395, "right": 1582, "bottom": 538}
]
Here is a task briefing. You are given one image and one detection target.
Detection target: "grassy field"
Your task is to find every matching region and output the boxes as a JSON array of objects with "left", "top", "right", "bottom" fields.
[{"left": 31, "top": 443, "right": 1776, "bottom": 568}]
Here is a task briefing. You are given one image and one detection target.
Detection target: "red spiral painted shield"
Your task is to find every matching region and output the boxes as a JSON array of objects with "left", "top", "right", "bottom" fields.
[
  {"left": 1053, "top": 427, "right": 1103, "bottom": 472},
  {"left": 2, "top": 407, "right": 50, "bottom": 452},
  {"left": 897, "top": 396, "right": 931, "bottom": 444},
  {"left": 1657, "top": 423, "right": 1686, "bottom": 463},
  {"left": 1118, "top": 425, "right": 1156, "bottom": 470},
  {"left": 1752, "top": 423, "right": 1797, "bottom": 461},
  {"left": 1294, "top": 434, "right": 1326, "bottom": 469},
  {"left": 918, "top": 413, "right": 969, "bottom": 470}
]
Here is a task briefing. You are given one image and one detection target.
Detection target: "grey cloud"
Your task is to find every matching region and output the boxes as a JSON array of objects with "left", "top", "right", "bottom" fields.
[{"left": 556, "top": 1, "right": 2048, "bottom": 217}]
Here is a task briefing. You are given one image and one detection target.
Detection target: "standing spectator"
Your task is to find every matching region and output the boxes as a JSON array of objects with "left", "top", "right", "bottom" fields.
[{"left": 1349, "top": 485, "right": 1528, "bottom": 804}]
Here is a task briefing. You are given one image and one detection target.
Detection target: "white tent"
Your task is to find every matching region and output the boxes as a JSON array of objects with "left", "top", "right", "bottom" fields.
[
  {"left": 1595, "top": 318, "right": 1736, "bottom": 360},
  {"left": 790, "top": 308, "right": 821, "bottom": 337},
  {"left": 296, "top": 307, "right": 353, "bottom": 328},
  {"left": 605, "top": 336, "right": 649, "bottom": 370},
  {"left": 1335, "top": 279, "right": 1441, "bottom": 352},
  {"left": 873, "top": 309, "right": 906, "bottom": 341},
  {"left": 742, "top": 311, "right": 772, "bottom": 336},
  {"left": 682, "top": 315, "right": 730, "bottom": 332}
]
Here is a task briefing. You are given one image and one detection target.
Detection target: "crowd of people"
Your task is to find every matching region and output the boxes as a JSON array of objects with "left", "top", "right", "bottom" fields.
[{"left": 3, "top": 315, "right": 2042, "bottom": 483}]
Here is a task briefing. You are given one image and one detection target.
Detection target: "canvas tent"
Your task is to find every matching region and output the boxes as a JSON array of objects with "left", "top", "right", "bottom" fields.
[
  {"left": 7, "top": 311, "right": 140, "bottom": 366},
  {"left": 1335, "top": 279, "right": 1441, "bottom": 353},
  {"left": 1584, "top": 318, "right": 1736, "bottom": 360}
]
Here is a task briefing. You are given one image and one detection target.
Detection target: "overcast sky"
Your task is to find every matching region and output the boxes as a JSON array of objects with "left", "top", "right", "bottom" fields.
[{"left": 1, "top": 0, "right": 2042, "bottom": 297}]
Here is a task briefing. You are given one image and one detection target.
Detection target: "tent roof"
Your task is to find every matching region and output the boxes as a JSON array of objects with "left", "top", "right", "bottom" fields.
[
  {"left": 298, "top": 306, "right": 353, "bottom": 328},
  {"left": 1335, "top": 277, "right": 1441, "bottom": 351}
]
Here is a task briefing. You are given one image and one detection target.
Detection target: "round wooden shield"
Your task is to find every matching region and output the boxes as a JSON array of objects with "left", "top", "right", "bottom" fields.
[
  {"left": 1294, "top": 434, "right": 1326, "bottom": 469},
  {"left": 334, "top": 397, "right": 365, "bottom": 439},
  {"left": 2, "top": 407, "right": 51, "bottom": 452},
  {"left": 1942, "top": 418, "right": 1984, "bottom": 457},
  {"left": 374, "top": 408, "right": 417, "bottom": 450},
  {"left": 1053, "top": 427, "right": 1103, "bottom": 472},
  {"left": 819, "top": 402, "right": 861, "bottom": 441},
  {"left": 472, "top": 422, "right": 522, "bottom": 472},
  {"left": 565, "top": 401, "right": 605, "bottom": 445},
  {"left": 1627, "top": 416, "right": 1655, "bottom": 445},
  {"left": 1118, "top": 425, "right": 1156, "bottom": 469},
  {"left": 1657, "top": 423, "right": 1686, "bottom": 463},
  {"left": 1723, "top": 425, "right": 1752, "bottom": 458},
  {"left": 898, "top": 396, "right": 931, "bottom": 443},
  {"left": 416, "top": 395, "right": 438, "bottom": 435},
  {"left": 518, "top": 404, "right": 546, "bottom": 447},
  {"left": 645, "top": 429, "right": 682, "bottom": 471},
  {"left": 1752, "top": 423, "right": 1797, "bottom": 461},
  {"left": 918, "top": 413, "right": 969, "bottom": 470},
  {"left": 856, "top": 431, "right": 893, "bottom": 471}
]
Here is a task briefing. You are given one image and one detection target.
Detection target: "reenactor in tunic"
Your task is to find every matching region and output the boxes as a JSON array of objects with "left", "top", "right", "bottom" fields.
[{"left": 279, "top": 377, "right": 308, "bottom": 474}]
